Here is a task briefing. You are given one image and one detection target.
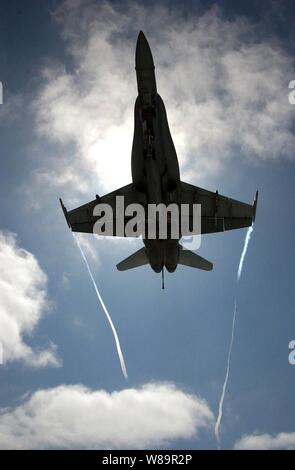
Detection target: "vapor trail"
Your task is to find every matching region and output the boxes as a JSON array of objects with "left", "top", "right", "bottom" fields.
[
  {"left": 237, "top": 226, "right": 253, "bottom": 282},
  {"left": 73, "top": 234, "right": 128, "bottom": 380},
  {"left": 214, "top": 301, "right": 237, "bottom": 448},
  {"left": 215, "top": 225, "right": 253, "bottom": 447}
]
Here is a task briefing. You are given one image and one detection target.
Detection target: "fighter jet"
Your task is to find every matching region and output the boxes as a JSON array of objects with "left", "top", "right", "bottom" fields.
[{"left": 60, "top": 31, "right": 258, "bottom": 280}]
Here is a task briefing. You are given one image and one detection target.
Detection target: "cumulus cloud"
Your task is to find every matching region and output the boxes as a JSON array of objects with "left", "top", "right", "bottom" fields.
[
  {"left": 31, "top": 0, "right": 294, "bottom": 201},
  {"left": 0, "top": 382, "right": 213, "bottom": 449},
  {"left": 234, "top": 432, "right": 295, "bottom": 450},
  {"left": 0, "top": 231, "right": 60, "bottom": 367},
  {"left": 0, "top": 92, "right": 24, "bottom": 125}
]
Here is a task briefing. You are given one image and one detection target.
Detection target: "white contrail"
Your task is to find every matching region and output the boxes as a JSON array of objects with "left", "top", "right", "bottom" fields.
[
  {"left": 237, "top": 226, "right": 253, "bottom": 281},
  {"left": 214, "top": 301, "right": 237, "bottom": 448},
  {"left": 215, "top": 225, "right": 253, "bottom": 447},
  {"left": 73, "top": 234, "right": 128, "bottom": 380}
]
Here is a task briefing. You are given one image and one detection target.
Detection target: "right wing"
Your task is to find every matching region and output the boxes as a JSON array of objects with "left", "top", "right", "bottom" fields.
[
  {"left": 60, "top": 183, "right": 145, "bottom": 237},
  {"left": 179, "top": 182, "right": 258, "bottom": 235}
]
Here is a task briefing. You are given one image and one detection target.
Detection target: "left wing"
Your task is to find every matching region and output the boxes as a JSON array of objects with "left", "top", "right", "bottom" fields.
[
  {"left": 60, "top": 183, "right": 145, "bottom": 237},
  {"left": 179, "top": 181, "right": 258, "bottom": 235}
]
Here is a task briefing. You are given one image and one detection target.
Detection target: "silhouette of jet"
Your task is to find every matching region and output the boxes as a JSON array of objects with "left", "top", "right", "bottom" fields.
[{"left": 60, "top": 31, "right": 258, "bottom": 278}]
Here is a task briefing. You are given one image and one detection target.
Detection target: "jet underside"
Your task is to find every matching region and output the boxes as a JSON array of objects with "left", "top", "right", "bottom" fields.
[{"left": 60, "top": 31, "right": 258, "bottom": 276}]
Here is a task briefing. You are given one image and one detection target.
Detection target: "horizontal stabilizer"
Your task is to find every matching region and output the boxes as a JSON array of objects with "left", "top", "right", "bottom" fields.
[
  {"left": 116, "top": 247, "right": 148, "bottom": 271},
  {"left": 179, "top": 247, "right": 213, "bottom": 271}
]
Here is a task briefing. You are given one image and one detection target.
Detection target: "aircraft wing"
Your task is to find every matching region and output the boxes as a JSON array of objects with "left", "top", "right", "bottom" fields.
[
  {"left": 60, "top": 183, "right": 145, "bottom": 237},
  {"left": 179, "top": 181, "right": 258, "bottom": 235}
]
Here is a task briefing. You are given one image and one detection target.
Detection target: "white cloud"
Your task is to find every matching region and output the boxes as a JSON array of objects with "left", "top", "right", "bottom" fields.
[
  {"left": 0, "top": 92, "right": 24, "bottom": 125},
  {"left": 0, "top": 231, "right": 60, "bottom": 367},
  {"left": 61, "top": 271, "right": 71, "bottom": 288},
  {"left": 31, "top": 0, "right": 294, "bottom": 201},
  {"left": 0, "top": 382, "right": 213, "bottom": 449},
  {"left": 234, "top": 432, "right": 295, "bottom": 450}
]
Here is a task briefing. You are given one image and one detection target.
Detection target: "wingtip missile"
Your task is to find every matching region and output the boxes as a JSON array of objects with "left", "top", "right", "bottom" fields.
[
  {"left": 59, "top": 198, "right": 71, "bottom": 229},
  {"left": 252, "top": 190, "right": 258, "bottom": 223}
]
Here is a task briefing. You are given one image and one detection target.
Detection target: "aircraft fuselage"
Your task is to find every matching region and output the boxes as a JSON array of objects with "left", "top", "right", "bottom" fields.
[{"left": 132, "top": 31, "right": 181, "bottom": 272}]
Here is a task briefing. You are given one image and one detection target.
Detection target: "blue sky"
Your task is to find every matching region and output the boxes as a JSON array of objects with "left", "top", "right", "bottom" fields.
[{"left": 0, "top": 0, "right": 295, "bottom": 450}]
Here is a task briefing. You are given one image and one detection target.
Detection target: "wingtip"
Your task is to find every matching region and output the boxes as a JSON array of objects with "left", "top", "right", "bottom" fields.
[
  {"left": 59, "top": 198, "right": 71, "bottom": 229},
  {"left": 252, "top": 190, "right": 259, "bottom": 223}
]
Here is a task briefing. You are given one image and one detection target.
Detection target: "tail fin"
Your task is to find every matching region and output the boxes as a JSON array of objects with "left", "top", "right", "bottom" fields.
[
  {"left": 116, "top": 247, "right": 148, "bottom": 271},
  {"left": 179, "top": 247, "right": 213, "bottom": 271}
]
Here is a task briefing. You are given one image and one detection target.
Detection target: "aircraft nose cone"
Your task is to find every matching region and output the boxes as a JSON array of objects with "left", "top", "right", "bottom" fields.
[
  {"left": 136, "top": 30, "right": 154, "bottom": 70},
  {"left": 138, "top": 30, "right": 145, "bottom": 40}
]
